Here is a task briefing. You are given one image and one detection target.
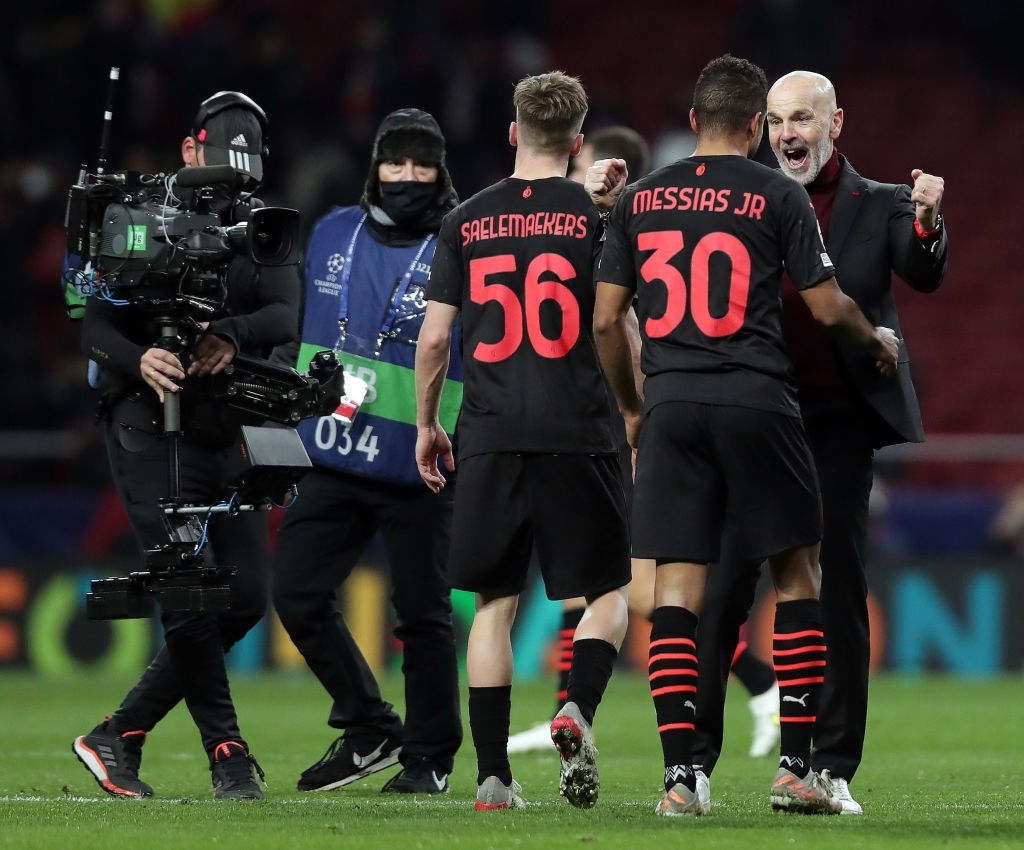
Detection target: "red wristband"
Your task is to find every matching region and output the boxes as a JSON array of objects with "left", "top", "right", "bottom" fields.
[{"left": 914, "top": 217, "right": 941, "bottom": 239}]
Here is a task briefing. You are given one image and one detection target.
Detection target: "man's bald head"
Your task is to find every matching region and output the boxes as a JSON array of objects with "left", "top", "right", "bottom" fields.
[
  {"left": 769, "top": 71, "right": 837, "bottom": 111},
  {"left": 765, "top": 70, "right": 843, "bottom": 185}
]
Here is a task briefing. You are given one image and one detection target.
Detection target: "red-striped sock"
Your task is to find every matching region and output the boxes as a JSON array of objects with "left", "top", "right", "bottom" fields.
[
  {"left": 772, "top": 598, "right": 826, "bottom": 776},
  {"left": 554, "top": 607, "right": 584, "bottom": 713},
  {"left": 649, "top": 605, "right": 699, "bottom": 790}
]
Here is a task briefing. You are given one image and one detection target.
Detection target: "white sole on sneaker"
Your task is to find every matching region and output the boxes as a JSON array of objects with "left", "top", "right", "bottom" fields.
[
  {"left": 821, "top": 770, "right": 863, "bottom": 814},
  {"left": 301, "top": 748, "right": 401, "bottom": 792},
  {"left": 72, "top": 735, "right": 151, "bottom": 798},
  {"left": 695, "top": 769, "right": 712, "bottom": 812}
]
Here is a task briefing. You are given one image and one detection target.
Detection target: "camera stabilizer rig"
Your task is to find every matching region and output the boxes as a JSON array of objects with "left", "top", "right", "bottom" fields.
[
  {"left": 84, "top": 427, "right": 318, "bottom": 620},
  {"left": 68, "top": 67, "right": 345, "bottom": 619},
  {"left": 84, "top": 344, "right": 346, "bottom": 621}
]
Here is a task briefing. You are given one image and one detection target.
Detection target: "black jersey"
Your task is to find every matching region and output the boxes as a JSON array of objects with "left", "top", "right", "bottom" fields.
[
  {"left": 427, "top": 176, "right": 617, "bottom": 458},
  {"left": 598, "top": 155, "right": 834, "bottom": 417}
]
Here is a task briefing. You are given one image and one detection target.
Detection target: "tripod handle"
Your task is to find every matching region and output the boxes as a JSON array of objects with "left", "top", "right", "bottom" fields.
[
  {"left": 163, "top": 392, "right": 181, "bottom": 498},
  {"left": 163, "top": 389, "right": 181, "bottom": 434}
]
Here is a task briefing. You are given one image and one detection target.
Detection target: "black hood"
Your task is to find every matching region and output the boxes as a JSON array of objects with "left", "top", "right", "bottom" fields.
[{"left": 360, "top": 108, "right": 458, "bottom": 240}]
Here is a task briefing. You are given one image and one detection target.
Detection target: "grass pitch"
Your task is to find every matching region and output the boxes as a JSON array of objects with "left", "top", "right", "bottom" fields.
[{"left": 1, "top": 670, "right": 1022, "bottom": 849}]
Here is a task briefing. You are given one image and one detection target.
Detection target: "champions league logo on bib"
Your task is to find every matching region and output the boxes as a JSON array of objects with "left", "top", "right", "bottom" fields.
[{"left": 315, "top": 254, "right": 346, "bottom": 297}]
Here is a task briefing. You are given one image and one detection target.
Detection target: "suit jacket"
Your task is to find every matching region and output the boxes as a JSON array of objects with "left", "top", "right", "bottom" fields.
[{"left": 824, "top": 155, "right": 948, "bottom": 448}]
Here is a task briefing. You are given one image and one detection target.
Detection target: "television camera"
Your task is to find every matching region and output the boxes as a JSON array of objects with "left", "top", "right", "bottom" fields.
[
  {"left": 62, "top": 162, "right": 300, "bottom": 320},
  {"left": 63, "top": 68, "right": 344, "bottom": 620}
]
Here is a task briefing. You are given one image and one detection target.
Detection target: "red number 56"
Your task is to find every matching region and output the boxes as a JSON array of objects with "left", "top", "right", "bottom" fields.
[{"left": 469, "top": 252, "right": 581, "bottom": 362}]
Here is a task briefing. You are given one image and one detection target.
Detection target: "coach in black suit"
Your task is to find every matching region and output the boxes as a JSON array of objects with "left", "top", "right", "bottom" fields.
[{"left": 691, "top": 70, "right": 947, "bottom": 814}]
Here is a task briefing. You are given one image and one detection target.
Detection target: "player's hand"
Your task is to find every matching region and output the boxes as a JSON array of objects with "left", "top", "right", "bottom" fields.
[
  {"left": 874, "top": 326, "right": 899, "bottom": 378},
  {"left": 188, "top": 331, "right": 237, "bottom": 377},
  {"left": 585, "top": 157, "right": 628, "bottom": 212},
  {"left": 140, "top": 347, "right": 185, "bottom": 403},
  {"left": 910, "top": 168, "right": 944, "bottom": 231},
  {"left": 416, "top": 423, "right": 455, "bottom": 493}
]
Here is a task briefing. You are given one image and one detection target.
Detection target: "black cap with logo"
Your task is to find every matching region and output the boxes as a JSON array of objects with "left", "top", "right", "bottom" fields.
[{"left": 192, "top": 91, "right": 268, "bottom": 182}]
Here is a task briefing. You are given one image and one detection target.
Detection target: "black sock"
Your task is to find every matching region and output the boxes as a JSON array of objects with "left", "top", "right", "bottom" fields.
[
  {"left": 732, "top": 645, "right": 776, "bottom": 696},
  {"left": 468, "top": 686, "right": 513, "bottom": 786},
  {"left": 565, "top": 638, "right": 618, "bottom": 725},
  {"left": 555, "top": 608, "right": 585, "bottom": 714}
]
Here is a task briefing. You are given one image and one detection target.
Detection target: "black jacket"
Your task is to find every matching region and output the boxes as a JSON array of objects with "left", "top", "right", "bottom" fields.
[
  {"left": 82, "top": 255, "right": 300, "bottom": 439},
  {"left": 823, "top": 156, "right": 948, "bottom": 447}
]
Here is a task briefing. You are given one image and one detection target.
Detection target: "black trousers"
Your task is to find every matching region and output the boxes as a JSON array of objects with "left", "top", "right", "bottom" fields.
[
  {"left": 105, "top": 416, "right": 270, "bottom": 761},
  {"left": 271, "top": 467, "right": 462, "bottom": 772},
  {"left": 692, "top": 409, "right": 874, "bottom": 782}
]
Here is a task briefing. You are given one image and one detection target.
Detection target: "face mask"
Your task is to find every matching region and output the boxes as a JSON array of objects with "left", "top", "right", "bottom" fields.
[{"left": 378, "top": 180, "right": 438, "bottom": 226}]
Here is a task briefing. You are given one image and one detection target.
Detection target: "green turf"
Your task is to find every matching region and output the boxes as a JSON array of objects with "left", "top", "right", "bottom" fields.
[{"left": 1, "top": 669, "right": 1022, "bottom": 848}]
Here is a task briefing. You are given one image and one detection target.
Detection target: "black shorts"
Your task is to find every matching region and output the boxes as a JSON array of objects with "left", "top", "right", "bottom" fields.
[
  {"left": 448, "top": 452, "right": 631, "bottom": 600},
  {"left": 616, "top": 440, "right": 635, "bottom": 519},
  {"left": 631, "top": 401, "right": 822, "bottom": 563}
]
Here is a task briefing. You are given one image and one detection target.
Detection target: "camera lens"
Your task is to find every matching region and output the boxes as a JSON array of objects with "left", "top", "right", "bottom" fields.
[{"left": 248, "top": 207, "right": 299, "bottom": 266}]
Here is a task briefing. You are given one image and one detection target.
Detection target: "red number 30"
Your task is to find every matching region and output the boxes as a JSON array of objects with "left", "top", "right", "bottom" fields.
[
  {"left": 638, "top": 230, "right": 751, "bottom": 338},
  {"left": 469, "top": 252, "right": 581, "bottom": 362}
]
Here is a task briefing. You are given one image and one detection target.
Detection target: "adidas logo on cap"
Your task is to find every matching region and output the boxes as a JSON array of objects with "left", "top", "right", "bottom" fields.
[{"left": 231, "top": 133, "right": 248, "bottom": 148}]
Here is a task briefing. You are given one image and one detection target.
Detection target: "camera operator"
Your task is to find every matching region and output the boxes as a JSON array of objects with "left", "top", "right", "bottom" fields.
[{"left": 72, "top": 91, "right": 299, "bottom": 801}]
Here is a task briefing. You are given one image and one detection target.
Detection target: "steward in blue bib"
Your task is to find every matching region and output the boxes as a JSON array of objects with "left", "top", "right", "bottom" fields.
[
  {"left": 294, "top": 110, "right": 463, "bottom": 486},
  {"left": 272, "top": 109, "right": 466, "bottom": 789}
]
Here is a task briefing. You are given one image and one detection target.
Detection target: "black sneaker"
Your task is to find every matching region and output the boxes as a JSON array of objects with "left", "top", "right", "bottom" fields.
[
  {"left": 211, "top": 741, "right": 265, "bottom": 800},
  {"left": 297, "top": 733, "right": 402, "bottom": 792},
  {"left": 380, "top": 757, "right": 450, "bottom": 794},
  {"left": 73, "top": 720, "right": 153, "bottom": 798}
]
